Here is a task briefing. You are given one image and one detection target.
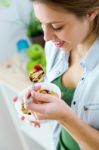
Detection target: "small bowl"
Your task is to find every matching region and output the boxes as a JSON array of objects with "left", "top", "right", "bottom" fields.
[{"left": 15, "top": 82, "right": 61, "bottom": 123}]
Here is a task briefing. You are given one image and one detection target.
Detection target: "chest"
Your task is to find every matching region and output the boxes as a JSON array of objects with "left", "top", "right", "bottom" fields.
[{"left": 62, "top": 63, "right": 83, "bottom": 88}]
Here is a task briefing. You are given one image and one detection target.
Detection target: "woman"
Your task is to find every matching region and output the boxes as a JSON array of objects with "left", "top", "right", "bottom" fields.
[{"left": 14, "top": 0, "right": 99, "bottom": 150}]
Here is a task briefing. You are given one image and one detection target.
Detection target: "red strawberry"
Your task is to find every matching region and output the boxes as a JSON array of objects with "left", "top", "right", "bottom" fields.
[
  {"left": 42, "top": 89, "right": 49, "bottom": 93},
  {"left": 33, "top": 64, "right": 43, "bottom": 72}
]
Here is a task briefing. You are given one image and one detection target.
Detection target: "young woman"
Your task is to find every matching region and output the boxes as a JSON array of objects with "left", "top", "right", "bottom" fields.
[{"left": 15, "top": 0, "right": 99, "bottom": 150}]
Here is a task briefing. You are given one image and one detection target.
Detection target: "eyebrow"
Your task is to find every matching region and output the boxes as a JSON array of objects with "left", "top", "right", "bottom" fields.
[{"left": 43, "top": 21, "right": 64, "bottom": 24}]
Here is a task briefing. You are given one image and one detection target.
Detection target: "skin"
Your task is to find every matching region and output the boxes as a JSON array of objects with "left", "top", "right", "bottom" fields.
[
  {"left": 33, "top": 3, "right": 98, "bottom": 88},
  {"left": 33, "top": 3, "right": 96, "bottom": 53},
  {"left": 28, "top": 90, "right": 99, "bottom": 150},
  {"left": 13, "top": 3, "right": 99, "bottom": 150}
]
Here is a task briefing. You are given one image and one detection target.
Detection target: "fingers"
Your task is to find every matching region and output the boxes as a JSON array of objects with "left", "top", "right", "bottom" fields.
[
  {"left": 28, "top": 102, "right": 48, "bottom": 114},
  {"left": 29, "top": 121, "right": 40, "bottom": 128},
  {"left": 25, "top": 90, "right": 31, "bottom": 99},
  {"left": 36, "top": 113, "right": 50, "bottom": 120},
  {"left": 34, "top": 123, "right": 40, "bottom": 128},
  {"left": 13, "top": 96, "right": 18, "bottom": 102},
  {"left": 19, "top": 114, "right": 40, "bottom": 128},
  {"left": 31, "top": 90, "right": 56, "bottom": 103},
  {"left": 25, "top": 85, "right": 41, "bottom": 99},
  {"left": 19, "top": 115, "right": 25, "bottom": 121},
  {"left": 27, "top": 91, "right": 59, "bottom": 115},
  {"left": 34, "top": 84, "right": 41, "bottom": 91},
  {"left": 12, "top": 93, "right": 41, "bottom": 128}
]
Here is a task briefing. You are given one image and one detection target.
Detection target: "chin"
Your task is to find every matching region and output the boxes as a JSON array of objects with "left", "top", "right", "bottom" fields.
[
  {"left": 61, "top": 42, "right": 72, "bottom": 50},
  {"left": 61, "top": 46, "right": 72, "bottom": 52}
]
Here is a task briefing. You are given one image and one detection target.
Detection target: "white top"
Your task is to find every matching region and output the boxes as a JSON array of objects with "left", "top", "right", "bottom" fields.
[{"left": 45, "top": 38, "right": 99, "bottom": 150}]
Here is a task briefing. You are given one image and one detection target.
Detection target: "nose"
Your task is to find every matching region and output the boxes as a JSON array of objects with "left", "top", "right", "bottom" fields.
[
  {"left": 42, "top": 25, "right": 56, "bottom": 42},
  {"left": 44, "top": 31, "right": 53, "bottom": 41}
]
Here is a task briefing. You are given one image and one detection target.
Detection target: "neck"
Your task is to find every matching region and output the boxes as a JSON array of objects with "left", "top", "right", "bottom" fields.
[
  {"left": 73, "top": 32, "right": 97, "bottom": 59},
  {"left": 70, "top": 33, "right": 97, "bottom": 65}
]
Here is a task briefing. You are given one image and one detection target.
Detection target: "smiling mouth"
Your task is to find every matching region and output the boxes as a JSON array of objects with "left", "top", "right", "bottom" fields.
[{"left": 53, "top": 41, "right": 65, "bottom": 48}]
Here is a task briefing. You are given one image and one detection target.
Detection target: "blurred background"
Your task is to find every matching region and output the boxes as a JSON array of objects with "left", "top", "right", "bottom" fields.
[
  {"left": 0, "top": 1, "right": 51, "bottom": 150},
  {"left": 0, "top": 0, "right": 46, "bottom": 71}
]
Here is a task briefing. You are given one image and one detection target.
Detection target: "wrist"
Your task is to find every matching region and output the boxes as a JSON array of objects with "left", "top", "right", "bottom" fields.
[{"left": 58, "top": 103, "right": 76, "bottom": 126}]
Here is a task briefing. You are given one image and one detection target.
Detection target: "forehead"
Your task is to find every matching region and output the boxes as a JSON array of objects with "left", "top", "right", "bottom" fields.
[{"left": 33, "top": 3, "right": 70, "bottom": 23}]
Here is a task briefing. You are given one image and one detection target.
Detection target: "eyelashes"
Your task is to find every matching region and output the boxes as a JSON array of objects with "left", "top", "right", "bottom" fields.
[
  {"left": 52, "top": 27, "right": 63, "bottom": 31},
  {"left": 41, "top": 23, "right": 64, "bottom": 32}
]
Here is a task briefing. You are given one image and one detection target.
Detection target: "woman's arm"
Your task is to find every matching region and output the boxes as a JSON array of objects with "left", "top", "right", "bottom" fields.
[
  {"left": 27, "top": 90, "right": 99, "bottom": 150},
  {"left": 59, "top": 109, "right": 99, "bottom": 150}
]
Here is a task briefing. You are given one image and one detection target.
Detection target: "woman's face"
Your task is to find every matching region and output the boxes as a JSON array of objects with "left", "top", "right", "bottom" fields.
[{"left": 33, "top": 3, "right": 92, "bottom": 51}]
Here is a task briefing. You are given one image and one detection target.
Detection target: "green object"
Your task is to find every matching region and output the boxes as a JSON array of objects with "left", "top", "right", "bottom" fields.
[
  {"left": 0, "top": 0, "right": 11, "bottom": 7},
  {"left": 26, "top": 60, "right": 39, "bottom": 72},
  {"left": 26, "top": 58, "right": 46, "bottom": 73},
  {"left": 26, "top": 43, "right": 46, "bottom": 73},
  {"left": 27, "top": 44, "right": 44, "bottom": 59},
  {"left": 27, "top": 13, "right": 43, "bottom": 38},
  {"left": 52, "top": 76, "right": 80, "bottom": 150},
  {"left": 37, "top": 57, "right": 46, "bottom": 71}
]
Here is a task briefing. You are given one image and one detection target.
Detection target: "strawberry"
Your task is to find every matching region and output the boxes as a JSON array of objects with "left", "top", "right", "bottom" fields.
[
  {"left": 42, "top": 89, "right": 49, "bottom": 93},
  {"left": 33, "top": 64, "right": 43, "bottom": 72}
]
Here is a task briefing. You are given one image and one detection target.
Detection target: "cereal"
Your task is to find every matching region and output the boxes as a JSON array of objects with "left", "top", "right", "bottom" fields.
[
  {"left": 20, "top": 99, "right": 31, "bottom": 115},
  {"left": 29, "top": 64, "right": 45, "bottom": 82}
]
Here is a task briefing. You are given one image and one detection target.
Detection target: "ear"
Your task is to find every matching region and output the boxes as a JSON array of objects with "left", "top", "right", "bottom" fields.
[{"left": 87, "top": 10, "right": 99, "bottom": 21}]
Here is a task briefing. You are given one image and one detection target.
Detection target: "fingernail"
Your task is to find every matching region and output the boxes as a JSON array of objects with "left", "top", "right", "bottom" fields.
[
  {"left": 34, "top": 123, "right": 40, "bottom": 128},
  {"left": 29, "top": 121, "right": 40, "bottom": 128},
  {"left": 20, "top": 116, "right": 25, "bottom": 120},
  {"left": 34, "top": 85, "right": 41, "bottom": 91},
  {"left": 13, "top": 96, "right": 17, "bottom": 102}
]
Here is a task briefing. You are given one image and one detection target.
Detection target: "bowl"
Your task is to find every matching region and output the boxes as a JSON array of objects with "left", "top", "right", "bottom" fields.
[{"left": 15, "top": 82, "right": 61, "bottom": 123}]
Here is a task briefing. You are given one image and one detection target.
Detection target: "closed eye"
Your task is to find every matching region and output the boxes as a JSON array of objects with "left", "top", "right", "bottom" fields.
[{"left": 52, "top": 26, "right": 63, "bottom": 31}]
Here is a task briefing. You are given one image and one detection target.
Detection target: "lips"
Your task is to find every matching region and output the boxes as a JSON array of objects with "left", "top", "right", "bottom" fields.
[{"left": 53, "top": 41, "right": 65, "bottom": 48}]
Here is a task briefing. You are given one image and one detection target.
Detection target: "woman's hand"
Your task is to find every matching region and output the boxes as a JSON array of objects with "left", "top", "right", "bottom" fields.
[
  {"left": 12, "top": 84, "right": 74, "bottom": 127},
  {"left": 12, "top": 95, "right": 40, "bottom": 128},
  {"left": 27, "top": 90, "right": 73, "bottom": 122}
]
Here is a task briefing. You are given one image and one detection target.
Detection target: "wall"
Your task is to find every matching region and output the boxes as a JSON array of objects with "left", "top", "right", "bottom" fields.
[{"left": 0, "top": 0, "right": 32, "bottom": 62}]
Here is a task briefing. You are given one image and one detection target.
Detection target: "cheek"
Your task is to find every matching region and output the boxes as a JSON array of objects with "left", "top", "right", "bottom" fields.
[
  {"left": 70, "top": 21, "right": 90, "bottom": 42},
  {"left": 56, "top": 25, "right": 78, "bottom": 43},
  {"left": 62, "top": 24, "right": 89, "bottom": 44},
  {"left": 58, "top": 29, "right": 78, "bottom": 45}
]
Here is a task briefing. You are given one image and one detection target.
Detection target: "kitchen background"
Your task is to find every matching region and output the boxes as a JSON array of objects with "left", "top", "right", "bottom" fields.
[{"left": 0, "top": 0, "right": 52, "bottom": 150}]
